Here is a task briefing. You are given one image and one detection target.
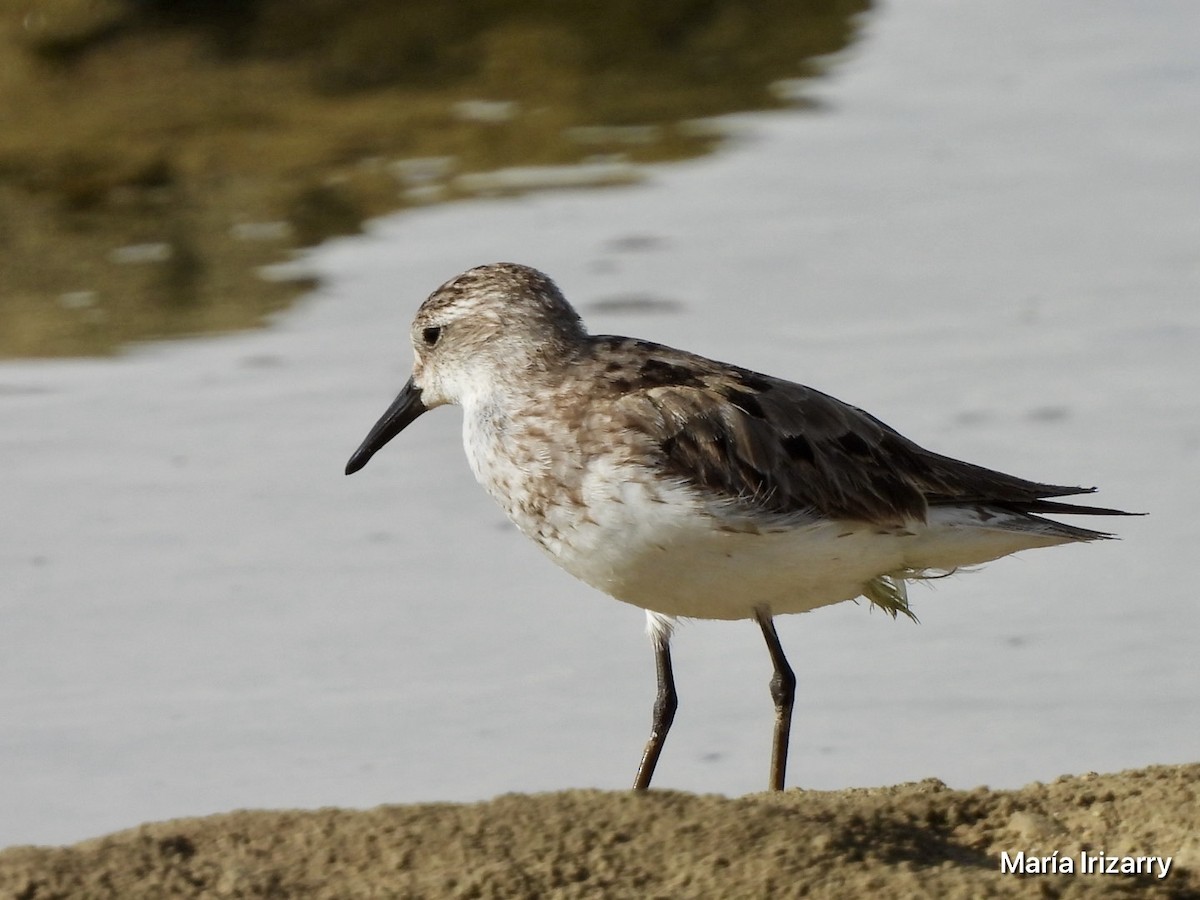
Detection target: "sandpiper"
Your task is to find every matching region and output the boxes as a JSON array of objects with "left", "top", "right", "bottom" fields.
[{"left": 346, "top": 262, "right": 1132, "bottom": 791}]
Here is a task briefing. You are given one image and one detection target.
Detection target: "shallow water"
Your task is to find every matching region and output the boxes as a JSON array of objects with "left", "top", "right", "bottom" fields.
[
  {"left": 2, "top": 0, "right": 1198, "bottom": 848},
  {"left": 1, "top": 1, "right": 864, "bottom": 356}
]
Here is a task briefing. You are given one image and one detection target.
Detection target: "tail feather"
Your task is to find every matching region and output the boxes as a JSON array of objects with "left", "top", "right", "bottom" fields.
[
  {"left": 1021, "top": 515, "right": 1116, "bottom": 542},
  {"left": 1004, "top": 498, "right": 1141, "bottom": 518}
]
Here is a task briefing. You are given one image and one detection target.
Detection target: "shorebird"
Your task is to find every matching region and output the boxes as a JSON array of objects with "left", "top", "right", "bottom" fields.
[{"left": 345, "top": 262, "right": 1132, "bottom": 791}]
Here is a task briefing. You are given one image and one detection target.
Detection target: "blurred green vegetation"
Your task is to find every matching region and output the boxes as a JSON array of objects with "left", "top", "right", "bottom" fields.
[{"left": 0, "top": 0, "right": 868, "bottom": 356}]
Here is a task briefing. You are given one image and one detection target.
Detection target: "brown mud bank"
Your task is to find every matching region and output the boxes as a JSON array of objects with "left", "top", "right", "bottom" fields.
[{"left": 1, "top": 763, "right": 1195, "bottom": 899}]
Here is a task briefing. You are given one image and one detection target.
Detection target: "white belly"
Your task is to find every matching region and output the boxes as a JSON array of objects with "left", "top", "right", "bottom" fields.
[
  {"left": 467, "top": 431, "right": 1071, "bottom": 621},
  {"left": 529, "top": 463, "right": 913, "bottom": 620}
]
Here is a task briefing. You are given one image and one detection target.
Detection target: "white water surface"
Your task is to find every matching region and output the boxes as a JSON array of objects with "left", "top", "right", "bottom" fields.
[{"left": 3, "top": 0, "right": 1197, "bottom": 848}]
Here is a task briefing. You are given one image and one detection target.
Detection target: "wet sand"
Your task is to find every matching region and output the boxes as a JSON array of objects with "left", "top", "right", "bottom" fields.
[{"left": 2, "top": 764, "right": 1194, "bottom": 898}]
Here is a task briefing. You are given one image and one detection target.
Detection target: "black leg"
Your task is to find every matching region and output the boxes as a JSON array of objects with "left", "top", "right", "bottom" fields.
[
  {"left": 633, "top": 633, "right": 677, "bottom": 790},
  {"left": 755, "top": 609, "right": 796, "bottom": 791}
]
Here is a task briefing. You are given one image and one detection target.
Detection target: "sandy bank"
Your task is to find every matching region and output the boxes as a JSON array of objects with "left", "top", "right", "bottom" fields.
[{"left": 1, "top": 763, "right": 1195, "bottom": 898}]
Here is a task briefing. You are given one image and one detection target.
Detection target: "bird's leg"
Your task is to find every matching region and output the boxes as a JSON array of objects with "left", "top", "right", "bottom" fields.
[
  {"left": 755, "top": 609, "right": 796, "bottom": 792},
  {"left": 633, "top": 632, "right": 677, "bottom": 790}
]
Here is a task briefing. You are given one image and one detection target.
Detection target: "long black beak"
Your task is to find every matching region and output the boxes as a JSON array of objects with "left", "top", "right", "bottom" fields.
[{"left": 345, "top": 378, "right": 428, "bottom": 475}]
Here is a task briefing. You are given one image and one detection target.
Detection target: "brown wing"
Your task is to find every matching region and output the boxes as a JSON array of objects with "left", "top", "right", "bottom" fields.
[{"left": 593, "top": 337, "right": 1126, "bottom": 526}]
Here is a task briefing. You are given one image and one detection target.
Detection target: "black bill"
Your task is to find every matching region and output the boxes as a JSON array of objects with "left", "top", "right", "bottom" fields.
[{"left": 345, "top": 378, "right": 428, "bottom": 475}]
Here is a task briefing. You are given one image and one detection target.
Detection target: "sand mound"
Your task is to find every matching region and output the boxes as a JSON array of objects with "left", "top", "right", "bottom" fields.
[{"left": 2, "top": 764, "right": 1195, "bottom": 899}]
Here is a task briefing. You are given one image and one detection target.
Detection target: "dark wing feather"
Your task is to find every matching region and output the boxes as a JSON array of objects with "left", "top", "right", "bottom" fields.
[{"left": 596, "top": 338, "right": 1132, "bottom": 526}]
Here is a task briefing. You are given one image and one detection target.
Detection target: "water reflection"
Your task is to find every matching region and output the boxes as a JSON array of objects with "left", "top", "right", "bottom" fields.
[{"left": 1, "top": 0, "right": 869, "bottom": 356}]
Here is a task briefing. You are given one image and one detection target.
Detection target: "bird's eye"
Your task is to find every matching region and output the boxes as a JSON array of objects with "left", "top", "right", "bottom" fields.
[{"left": 422, "top": 326, "right": 442, "bottom": 346}]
